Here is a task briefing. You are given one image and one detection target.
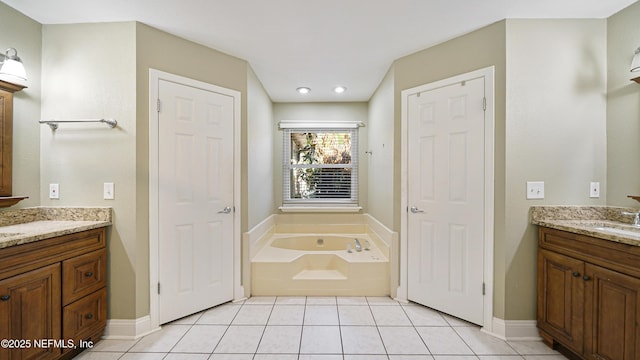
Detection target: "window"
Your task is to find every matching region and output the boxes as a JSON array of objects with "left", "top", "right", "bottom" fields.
[{"left": 281, "top": 121, "right": 361, "bottom": 209}]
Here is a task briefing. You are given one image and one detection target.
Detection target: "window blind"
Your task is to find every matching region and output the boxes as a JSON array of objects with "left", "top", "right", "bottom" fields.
[{"left": 283, "top": 128, "right": 358, "bottom": 205}]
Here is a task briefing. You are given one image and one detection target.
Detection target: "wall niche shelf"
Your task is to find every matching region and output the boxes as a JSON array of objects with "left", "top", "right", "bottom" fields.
[{"left": 0, "top": 79, "right": 28, "bottom": 207}]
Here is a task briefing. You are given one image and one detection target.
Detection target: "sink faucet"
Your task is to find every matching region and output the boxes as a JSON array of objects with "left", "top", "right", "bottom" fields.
[
  {"left": 622, "top": 211, "right": 640, "bottom": 227},
  {"left": 354, "top": 238, "right": 362, "bottom": 252}
]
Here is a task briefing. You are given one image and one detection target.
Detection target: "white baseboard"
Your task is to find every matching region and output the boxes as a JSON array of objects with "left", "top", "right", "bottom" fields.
[
  {"left": 487, "top": 317, "right": 541, "bottom": 341},
  {"left": 103, "top": 316, "right": 160, "bottom": 340}
]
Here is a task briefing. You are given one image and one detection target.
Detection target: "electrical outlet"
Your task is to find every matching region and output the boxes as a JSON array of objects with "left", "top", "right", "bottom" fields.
[
  {"left": 590, "top": 181, "right": 600, "bottom": 198},
  {"left": 103, "top": 182, "right": 115, "bottom": 200},
  {"left": 49, "top": 183, "right": 59, "bottom": 199},
  {"left": 526, "top": 181, "right": 544, "bottom": 199}
]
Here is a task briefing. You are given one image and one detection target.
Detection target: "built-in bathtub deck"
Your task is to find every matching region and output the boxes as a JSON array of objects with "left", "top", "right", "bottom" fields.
[{"left": 251, "top": 232, "right": 390, "bottom": 296}]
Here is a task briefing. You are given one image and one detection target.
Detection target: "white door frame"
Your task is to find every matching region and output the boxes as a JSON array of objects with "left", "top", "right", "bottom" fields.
[
  {"left": 399, "top": 66, "right": 495, "bottom": 332},
  {"left": 148, "top": 69, "right": 243, "bottom": 330}
]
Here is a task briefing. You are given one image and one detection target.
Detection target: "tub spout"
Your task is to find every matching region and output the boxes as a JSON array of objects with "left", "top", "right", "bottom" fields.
[{"left": 354, "top": 238, "right": 362, "bottom": 252}]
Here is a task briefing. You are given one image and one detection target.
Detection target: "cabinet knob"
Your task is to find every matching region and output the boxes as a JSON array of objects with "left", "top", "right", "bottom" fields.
[
  {"left": 572, "top": 272, "right": 580, "bottom": 277},
  {"left": 0, "top": 295, "right": 9, "bottom": 301},
  {"left": 86, "top": 313, "right": 94, "bottom": 319},
  {"left": 583, "top": 275, "right": 591, "bottom": 281},
  {"left": 85, "top": 271, "right": 93, "bottom": 277}
]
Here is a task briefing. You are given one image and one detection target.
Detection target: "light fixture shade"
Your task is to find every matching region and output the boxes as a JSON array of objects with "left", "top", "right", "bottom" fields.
[{"left": 0, "top": 48, "right": 27, "bottom": 87}]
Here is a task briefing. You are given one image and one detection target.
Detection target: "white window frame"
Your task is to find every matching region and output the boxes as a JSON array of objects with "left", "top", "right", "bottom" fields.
[{"left": 279, "top": 120, "right": 363, "bottom": 213}]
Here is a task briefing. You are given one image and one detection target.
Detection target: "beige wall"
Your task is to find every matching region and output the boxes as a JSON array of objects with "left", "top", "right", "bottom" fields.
[
  {"left": 0, "top": 2, "right": 41, "bottom": 208},
  {"left": 607, "top": 1, "right": 640, "bottom": 207},
  {"left": 394, "top": 21, "right": 508, "bottom": 318},
  {"left": 504, "top": 19, "right": 607, "bottom": 319},
  {"left": 135, "top": 23, "right": 248, "bottom": 318},
  {"left": 367, "top": 67, "right": 395, "bottom": 229},
  {"left": 41, "top": 22, "right": 139, "bottom": 319},
  {"left": 272, "top": 102, "right": 369, "bottom": 212},
  {"left": 38, "top": 21, "right": 249, "bottom": 321},
  {"left": 247, "top": 66, "right": 275, "bottom": 229},
  {"left": 393, "top": 19, "right": 608, "bottom": 321}
]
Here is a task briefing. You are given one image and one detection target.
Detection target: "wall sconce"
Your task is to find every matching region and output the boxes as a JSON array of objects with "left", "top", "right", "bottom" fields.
[
  {"left": 631, "top": 46, "right": 640, "bottom": 84},
  {"left": 0, "top": 48, "right": 27, "bottom": 87}
]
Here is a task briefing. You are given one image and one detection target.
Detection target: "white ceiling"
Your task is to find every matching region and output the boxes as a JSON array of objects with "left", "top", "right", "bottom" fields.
[{"left": 2, "top": 0, "right": 637, "bottom": 102}]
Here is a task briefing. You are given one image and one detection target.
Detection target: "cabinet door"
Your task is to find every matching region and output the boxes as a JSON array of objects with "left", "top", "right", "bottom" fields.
[
  {"left": 584, "top": 264, "right": 640, "bottom": 360},
  {"left": 537, "top": 249, "right": 585, "bottom": 353},
  {"left": 0, "top": 264, "right": 61, "bottom": 360}
]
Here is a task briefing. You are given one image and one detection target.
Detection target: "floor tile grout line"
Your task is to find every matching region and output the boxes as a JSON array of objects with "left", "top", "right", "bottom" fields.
[
  {"left": 249, "top": 300, "right": 275, "bottom": 358},
  {"left": 209, "top": 300, "right": 243, "bottom": 355},
  {"left": 337, "top": 302, "right": 345, "bottom": 359},
  {"left": 295, "top": 296, "right": 308, "bottom": 358},
  {"left": 162, "top": 319, "right": 199, "bottom": 356},
  {"left": 367, "top": 300, "right": 392, "bottom": 358},
  {"left": 399, "top": 301, "right": 435, "bottom": 357}
]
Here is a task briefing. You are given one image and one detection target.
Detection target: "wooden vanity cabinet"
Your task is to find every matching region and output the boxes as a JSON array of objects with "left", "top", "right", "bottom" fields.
[
  {"left": 0, "top": 227, "right": 107, "bottom": 360},
  {"left": 538, "top": 227, "right": 640, "bottom": 360}
]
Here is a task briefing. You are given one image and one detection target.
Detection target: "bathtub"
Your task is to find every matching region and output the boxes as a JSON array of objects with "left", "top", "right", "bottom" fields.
[{"left": 251, "top": 233, "right": 389, "bottom": 296}]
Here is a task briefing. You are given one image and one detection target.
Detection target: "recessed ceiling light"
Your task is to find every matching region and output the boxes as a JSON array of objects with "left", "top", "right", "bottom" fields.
[
  {"left": 296, "top": 87, "right": 311, "bottom": 94},
  {"left": 333, "top": 86, "right": 347, "bottom": 94}
]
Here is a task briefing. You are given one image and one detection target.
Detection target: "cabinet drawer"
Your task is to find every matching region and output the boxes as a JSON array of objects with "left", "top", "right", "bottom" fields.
[
  {"left": 63, "top": 288, "right": 107, "bottom": 342},
  {"left": 62, "top": 249, "right": 106, "bottom": 305}
]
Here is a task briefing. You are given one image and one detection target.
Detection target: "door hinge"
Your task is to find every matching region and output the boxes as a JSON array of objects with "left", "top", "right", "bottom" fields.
[
  {"left": 157, "top": 99, "right": 161, "bottom": 113},
  {"left": 482, "top": 282, "right": 486, "bottom": 295},
  {"left": 482, "top": 97, "right": 487, "bottom": 111},
  {"left": 157, "top": 282, "right": 161, "bottom": 294}
]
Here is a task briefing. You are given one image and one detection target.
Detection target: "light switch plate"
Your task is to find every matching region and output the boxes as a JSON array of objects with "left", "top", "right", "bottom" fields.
[
  {"left": 526, "top": 181, "right": 544, "bottom": 199},
  {"left": 103, "top": 182, "right": 115, "bottom": 200},
  {"left": 49, "top": 183, "right": 59, "bottom": 199},
  {"left": 590, "top": 181, "right": 600, "bottom": 198}
]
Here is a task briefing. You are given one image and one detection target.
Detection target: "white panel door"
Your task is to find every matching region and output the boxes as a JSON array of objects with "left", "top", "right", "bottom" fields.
[
  {"left": 158, "top": 79, "right": 234, "bottom": 324},
  {"left": 407, "top": 77, "right": 485, "bottom": 325}
]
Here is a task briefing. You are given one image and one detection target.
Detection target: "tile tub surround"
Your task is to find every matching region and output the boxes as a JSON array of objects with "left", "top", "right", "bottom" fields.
[
  {"left": 530, "top": 205, "right": 640, "bottom": 246},
  {"left": 0, "top": 206, "right": 112, "bottom": 248},
  {"left": 79, "top": 296, "right": 568, "bottom": 359}
]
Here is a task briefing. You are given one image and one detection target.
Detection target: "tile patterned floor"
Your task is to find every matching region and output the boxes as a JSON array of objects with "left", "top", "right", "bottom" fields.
[{"left": 78, "top": 297, "right": 568, "bottom": 360}]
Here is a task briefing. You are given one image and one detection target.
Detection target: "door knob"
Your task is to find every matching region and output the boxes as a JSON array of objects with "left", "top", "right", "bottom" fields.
[
  {"left": 218, "top": 206, "right": 232, "bottom": 214},
  {"left": 410, "top": 206, "right": 425, "bottom": 214}
]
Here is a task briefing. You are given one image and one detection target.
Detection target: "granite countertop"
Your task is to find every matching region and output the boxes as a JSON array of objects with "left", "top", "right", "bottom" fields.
[
  {"left": 0, "top": 207, "right": 112, "bottom": 249},
  {"left": 530, "top": 205, "right": 640, "bottom": 246}
]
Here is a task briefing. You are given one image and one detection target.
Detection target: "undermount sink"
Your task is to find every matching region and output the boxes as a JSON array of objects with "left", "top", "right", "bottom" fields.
[{"left": 592, "top": 226, "right": 640, "bottom": 238}]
